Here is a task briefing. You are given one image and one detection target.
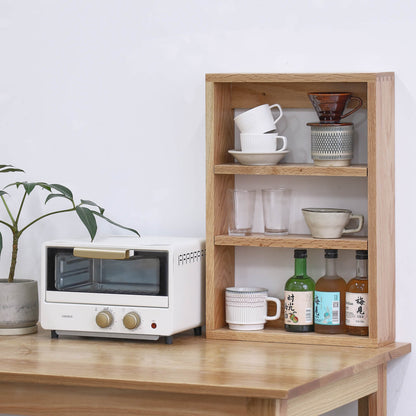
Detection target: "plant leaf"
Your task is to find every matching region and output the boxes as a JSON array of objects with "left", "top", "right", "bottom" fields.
[
  {"left": 50, "top": 184, "right": 73, "bottom": 200},
  {"left": 76, "top": 206, "right": 97, "bottom": 241},
  {"left": 0, "top": 231, "right": 2, "bottom": 256},
  {"left": 92, "top": 211, "right": 140, "bottom": 237},
  {"left": 6, "top": 181, "right": 52, "bottom": 195},
  {"left": 0, "top": 165, "right": 24, "bottom": 173},
  {"left": 0, "top": 190, "right": 7, "bottom": 197},
  {"left": 45, "top": 193, "right": 72, "bottom": 204},
  {"left": 80, "top": 199, "right": 105, "bottom": 215}
]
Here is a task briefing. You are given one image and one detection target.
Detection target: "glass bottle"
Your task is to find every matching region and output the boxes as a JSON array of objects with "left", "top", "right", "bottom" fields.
[
  {"left": 314, "top": 249, "right": 346, "bottom": 334},
  {"left": 284, "top": 249, "right": 315, "bottom": 332},
  {"left": 346, "top": 250, "right": 369, "bottom": 336}
]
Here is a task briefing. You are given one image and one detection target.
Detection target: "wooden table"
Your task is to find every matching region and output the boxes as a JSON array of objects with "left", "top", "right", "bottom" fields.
[{"left": 0, "top": 329, "right": 410, "bottom": 416}]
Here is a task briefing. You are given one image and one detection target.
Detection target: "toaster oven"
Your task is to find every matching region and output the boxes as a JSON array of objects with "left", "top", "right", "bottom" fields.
[{"left": 40, "top": 236, "right": 205, "bottom": 344}]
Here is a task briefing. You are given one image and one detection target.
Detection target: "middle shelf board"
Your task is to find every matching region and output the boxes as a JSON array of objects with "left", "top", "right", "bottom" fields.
[
  {"left": 215, "top": 234, "right": 368, "bottom": 250},
  {"left": 214, "top": 163, "right": 368, "bottom": 177}
]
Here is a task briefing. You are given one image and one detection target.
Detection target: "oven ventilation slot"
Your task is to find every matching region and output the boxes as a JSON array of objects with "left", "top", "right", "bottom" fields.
[{"left": 178, "top": 249, "right": 206, "bottom": 266}]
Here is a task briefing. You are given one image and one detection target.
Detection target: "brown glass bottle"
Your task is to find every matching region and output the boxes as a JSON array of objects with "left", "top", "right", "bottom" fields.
[
  {"left": 346, "top": 250, "right": 369, "bottom": 336},
  {"left": 314, "top": 249, "right": 346, "bottom": 334}
]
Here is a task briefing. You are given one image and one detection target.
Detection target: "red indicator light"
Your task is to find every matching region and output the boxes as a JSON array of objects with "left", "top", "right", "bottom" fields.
[{"left": 151, "top": 322, "right": 157, "bottom": 329}]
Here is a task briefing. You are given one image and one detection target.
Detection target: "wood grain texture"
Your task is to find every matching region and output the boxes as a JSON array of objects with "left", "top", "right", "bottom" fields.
[
  {"left": 206, "top": 81, "right": 235, "bottom": 330},
  {"left": 0, "top": 331, "right": 409, "bottom": 415},
  {"left": 367, "top": 74, "right": 395, "bottom": 345},
  {"left": 0, "top": 330, "right": 410, "bottom": 399},
  {"left": 358, "top": 363, "right": 387, "bottom": 416},
  {"left": 285, "top": 367, "right": 377, "bottom": 416},
  {"left": 230, "top": 82, "right": 368, "bottom": 109},
  {"left": 0, "top": 382, "right": 261, "bottom": 416},
  {"left": 207, "top": 327, "right": 377, "bottom": 348},
  {"left": 215, "top": 163, "right": 368, "bottom": 177},
  {"left": 205, "top": 73, "right": 394, "bottom": 83},
  {"left": 215, "top": 233, "right": 368, "bottom": 250}
]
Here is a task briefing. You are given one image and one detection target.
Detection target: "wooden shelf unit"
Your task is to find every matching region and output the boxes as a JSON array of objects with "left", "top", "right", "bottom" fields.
[{"left": 205, "top": 73, "right": 395, "bottom": 348}]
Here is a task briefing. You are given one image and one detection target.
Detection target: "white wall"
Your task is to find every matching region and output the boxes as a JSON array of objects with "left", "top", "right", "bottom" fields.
[{"left": 0, "top": 1, "right": 414, "bottom": 415}]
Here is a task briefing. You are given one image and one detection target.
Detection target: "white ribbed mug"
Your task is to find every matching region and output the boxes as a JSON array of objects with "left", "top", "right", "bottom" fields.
[{"left": 225, "top": 287, "right": 281, "bottom": 330}]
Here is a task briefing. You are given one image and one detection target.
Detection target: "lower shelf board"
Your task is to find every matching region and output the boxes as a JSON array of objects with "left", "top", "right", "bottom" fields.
[
  {"left": 206, "top": 327, "right": 380, "bottom": 348},
  {"left": 215, "top": 234, "right": 368, "bottom": 250}
]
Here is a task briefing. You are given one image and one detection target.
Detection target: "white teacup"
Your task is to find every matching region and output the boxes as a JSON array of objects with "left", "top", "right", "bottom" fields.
[
  {"left": 302, "top": 208, "right": 364, "bottom": 239},
  {"left": 234, "top": 104, "right": 283, "bottom": 133},
  {"left": 225, "top": 287, "right": 281, "bottom": 330},
  {"left": 240, "top": 132, "right": 288, "bottom": 153}
]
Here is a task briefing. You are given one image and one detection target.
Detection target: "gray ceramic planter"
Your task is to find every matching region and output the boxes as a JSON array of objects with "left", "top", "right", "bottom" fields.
[{"left": 0, "top": 279, "right": 38, "bottom": 335}]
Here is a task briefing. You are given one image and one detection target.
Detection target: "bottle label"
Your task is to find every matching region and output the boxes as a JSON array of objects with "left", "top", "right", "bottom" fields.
[
  {"left": 284, "top": 291, "right": 313, "bottom": 325},
  {"left": 346, "top": 292, "right": 368, "bottom": 327},
  {"left": 314, "top": 291, "right": 340, "bottom": 325}
]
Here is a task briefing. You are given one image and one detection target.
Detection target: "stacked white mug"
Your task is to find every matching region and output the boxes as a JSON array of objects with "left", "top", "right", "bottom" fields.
[{"left": 234, "top": 104, "right": 288, "bottom": 152}]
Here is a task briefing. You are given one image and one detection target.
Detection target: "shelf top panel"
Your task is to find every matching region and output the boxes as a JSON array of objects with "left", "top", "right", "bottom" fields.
[
  {"left": 215, "top": 233, "right": 368, "bottom": 250},
  {"left": 214, "top": 163, "right": 368, "bottom": 177},
  {"left": 206, "top": 73, "right": 395, "bottom": 83}
]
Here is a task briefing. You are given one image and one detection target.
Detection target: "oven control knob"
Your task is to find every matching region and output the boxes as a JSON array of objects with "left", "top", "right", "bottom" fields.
[
  {"left": 96, "top": 310, "right": 113, "bottom": 328},
  {"left": 123, "top": 312, "right": 141, "bottom": 330}
]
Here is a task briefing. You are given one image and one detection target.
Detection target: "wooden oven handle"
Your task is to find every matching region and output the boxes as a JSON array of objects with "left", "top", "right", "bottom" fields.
[{"left": 73, "top": 248, "right": 133, "bottom": 260}]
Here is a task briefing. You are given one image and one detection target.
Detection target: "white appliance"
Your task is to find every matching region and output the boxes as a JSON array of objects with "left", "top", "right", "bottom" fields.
[{"left": 40, "top": 236, "right": 205, "bottom": 344}]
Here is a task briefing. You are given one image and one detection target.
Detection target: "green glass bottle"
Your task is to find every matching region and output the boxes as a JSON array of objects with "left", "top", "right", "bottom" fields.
[{"left": 284, "top": 249, "right": 315, "bottom": 332}]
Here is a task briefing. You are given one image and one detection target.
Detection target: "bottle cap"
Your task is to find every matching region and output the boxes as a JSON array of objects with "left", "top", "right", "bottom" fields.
[
  {"left": 294, "top": 249, "right": 307, "bottom": 258},
  {"left": 324, "top": 249, "right": 338, "bottom": 258},
  {"left": 356, "top": 250, "right": 368, "bottom": 259}
]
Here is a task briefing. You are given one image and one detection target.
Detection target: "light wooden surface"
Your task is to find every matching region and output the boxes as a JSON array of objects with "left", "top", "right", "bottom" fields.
[
  {"left": 215, "top": 234, "right": 368, "bottom": 250},
  {"left": 0, "top": 330, "right": 410, "bottom": 415},
  {"left": 214, "top": 163, "right": 368, "bottom": 177},
  {"left": 205, "top": 72, "right": 396, "bottom": 348},
  {"left": 366, "top": 73, "right": 396, "bottom": 345},
  {"left": 205, "top": 73, "right": 394, "bottom": 83},
  {"left": 207, "top": 327, "right": 378, "bottom": 348}
]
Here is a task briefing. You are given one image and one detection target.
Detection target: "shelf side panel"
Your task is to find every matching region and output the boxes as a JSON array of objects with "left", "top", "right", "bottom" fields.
[
  {"left": 206, "top": 81, "right": 235, "bottom": 331},
  {"left": 367, "top": 73, "right": 395, "bottom": 345}
]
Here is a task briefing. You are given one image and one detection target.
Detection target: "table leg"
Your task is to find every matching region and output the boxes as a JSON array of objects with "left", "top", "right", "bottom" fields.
[{"left": 358, "top": 363, "right": 387, "bottom": 416}]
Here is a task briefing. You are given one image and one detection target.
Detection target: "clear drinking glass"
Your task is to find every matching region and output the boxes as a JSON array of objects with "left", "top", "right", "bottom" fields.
[
  {"left": 261, "top": 188, "right": 291, "bottom": 235},
  {"left": 227, "top": 189, "right": 256, "bottom": 236}
]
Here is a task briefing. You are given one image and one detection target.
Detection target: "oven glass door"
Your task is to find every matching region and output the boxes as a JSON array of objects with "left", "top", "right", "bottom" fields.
[{"left": 47, "top": 248, "right": 168, "bottom": 296}]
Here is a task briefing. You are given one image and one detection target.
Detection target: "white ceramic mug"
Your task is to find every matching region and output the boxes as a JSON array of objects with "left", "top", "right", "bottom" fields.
[
  {"left": 240, "top": 132, "right": 288, "bottom": 153},
  {"left": 234, "top": 104, "right": 284, "bottom": 133},
  {"left": 302, "top": 208, "right": 364, "bottom": 239},
  {"left": 225, "top": 287, "right": 281, "bottom": 330}
]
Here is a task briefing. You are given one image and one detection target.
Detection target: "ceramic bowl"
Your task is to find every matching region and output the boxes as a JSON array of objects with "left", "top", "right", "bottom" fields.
[
  {"left": 302, "top": 208, "right": 364, "bottom": 239},
  {"left": 228, "top": 150, "right": 289, "bottom": 166}
]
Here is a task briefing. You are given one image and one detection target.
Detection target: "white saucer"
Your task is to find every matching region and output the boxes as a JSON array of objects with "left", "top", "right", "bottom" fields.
[{"left": 228, "top": 150, "right": 289, "bottom": 166}]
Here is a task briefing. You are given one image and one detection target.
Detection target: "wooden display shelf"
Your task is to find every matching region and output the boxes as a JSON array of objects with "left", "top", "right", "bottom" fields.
[
  {"left": 214, "top": 163, "right": 368, "bottom": 177},
  {"left": 207, "top": 327, "right": 377, "bottom": 348},
  {"left": 215, "top": 233, "right": 368, "bottom": 250},
  {"left": 206, "top": 72, "right": 395, "bottom": 348}
]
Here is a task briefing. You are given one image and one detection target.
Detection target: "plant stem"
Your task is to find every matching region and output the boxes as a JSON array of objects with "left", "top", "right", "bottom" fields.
[
  {"left": 1, "top": 195, "right": 16, "bottom": 225},
  {"left": 15, "top": 192, "right": 27, "bottom": 225},
  {"left": 19, "top": 207, "right": 76, "bottom": 235},
  {"left": 8, "top": 231, "right": 18, "bottom": 283},
  {"left": 0, "top": 219, "right": 13, "bottom": 231}
]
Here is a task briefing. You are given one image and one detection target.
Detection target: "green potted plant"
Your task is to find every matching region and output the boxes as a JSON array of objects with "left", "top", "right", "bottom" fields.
[{"left": 0, "top": 164, "right": 139, "bottom": 335}]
